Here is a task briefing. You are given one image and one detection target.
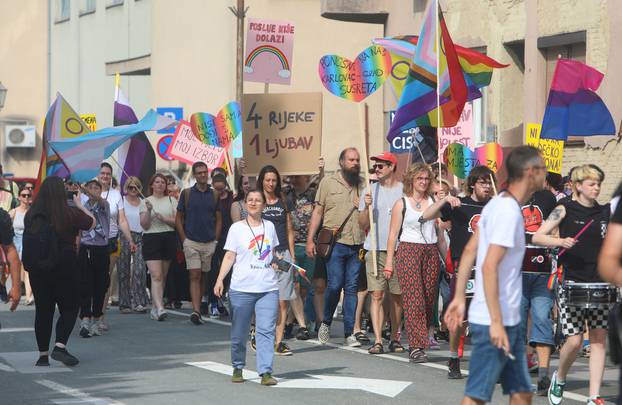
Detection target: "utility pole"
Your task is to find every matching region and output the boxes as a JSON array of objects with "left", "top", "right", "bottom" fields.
[{"left": 228, "top": 0, "right": 248, "bottom": 181}]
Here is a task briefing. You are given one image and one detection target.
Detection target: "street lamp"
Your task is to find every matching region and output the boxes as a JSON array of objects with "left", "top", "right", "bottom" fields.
[{"left": 0, "top": 82, "right": 7, "bottom": 111}]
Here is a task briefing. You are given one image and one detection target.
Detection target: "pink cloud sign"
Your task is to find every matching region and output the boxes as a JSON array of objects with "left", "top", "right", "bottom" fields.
[{"left": 244, "top": 18, "right": 295, "bottom": 85}]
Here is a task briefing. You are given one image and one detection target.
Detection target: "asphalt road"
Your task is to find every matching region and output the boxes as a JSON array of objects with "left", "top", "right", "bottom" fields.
[{"left": 0, "top": 301, "right": 619, "bottom": 405}]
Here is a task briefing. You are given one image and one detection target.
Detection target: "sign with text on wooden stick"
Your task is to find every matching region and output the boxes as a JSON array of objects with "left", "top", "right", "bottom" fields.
[
  {"left": 166, "top": 120, "right": 225, "bottom": 169},
  {"left": 242, "top": 93, "right": 322, "bottom": 176}
]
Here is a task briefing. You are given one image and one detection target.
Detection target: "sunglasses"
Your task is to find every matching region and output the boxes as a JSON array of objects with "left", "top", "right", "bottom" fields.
[
  {"left": 373, "top": 164, "right": 387, "bottom": 170},
  {"left": 20, "top": 193, "right": 32, "bottom": 198},
  {"left": 24, "top": 186, "right": 34, "bottom": 190},
  {"left": 128, "top": 185, "right": 140, "bottom": 191}
]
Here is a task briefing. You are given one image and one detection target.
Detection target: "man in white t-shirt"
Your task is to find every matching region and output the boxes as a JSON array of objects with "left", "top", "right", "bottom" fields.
[
  {"left": 445, "top": 145, "right": 546, "bottom": 405},
  {"left": 358, "top": 152, "right": 404, "bottom": 353}
]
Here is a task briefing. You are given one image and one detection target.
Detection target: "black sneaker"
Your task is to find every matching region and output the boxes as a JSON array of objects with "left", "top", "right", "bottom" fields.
[
  {"left": 190, "top": 311, "right": 203, "bottom": 325},
  {"left": 51, "top": 347, "right": 79, "bottom": 366},
  {"left": 296, "top": 327, "right": 311, "bottom": 341},
  {"left": 536, "top": 375, "right": 551, "bottom": 396},
  {"left": 447, "top": 358, "right": 463, "bottom": 379},
  {"left": 284, "top": 323, "right": 294, "bottom": 340},
  {"left": 35, "top": 355, "right": 49, "bottom": 367}
]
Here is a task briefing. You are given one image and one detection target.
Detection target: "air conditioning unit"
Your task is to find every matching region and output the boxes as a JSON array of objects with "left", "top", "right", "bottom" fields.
[{"left": 5, "top": 124, "right": 36, "bottom": 148}]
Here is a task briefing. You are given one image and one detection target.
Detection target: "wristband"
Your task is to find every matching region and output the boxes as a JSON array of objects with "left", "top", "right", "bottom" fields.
[{"left": 383, "top": 268, "right": 393, "bottom": 273}]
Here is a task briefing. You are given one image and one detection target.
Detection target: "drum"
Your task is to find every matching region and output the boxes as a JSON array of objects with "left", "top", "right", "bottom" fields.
[
  {"left": 564, "top": 282, "right": 619, "bottom": 308},
  {"left": 465, "top": 268, "right": 476, "bottom": 300},
  {"left": 522, "top": 247, "right": 551, "bottom": 274}
]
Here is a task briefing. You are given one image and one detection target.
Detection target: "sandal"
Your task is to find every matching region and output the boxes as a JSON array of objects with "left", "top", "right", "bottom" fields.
[
  {"left": 354, "top": 331, "right": 370, "bottom": 344},
  {"left": 368, "top": 342, "right": 384, "bottom": 354},
  {"left": 389, "top": 340, "right": 405, "bottom": 353}
]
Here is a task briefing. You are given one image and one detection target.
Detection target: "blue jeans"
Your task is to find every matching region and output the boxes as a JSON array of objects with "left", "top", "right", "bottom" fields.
[
  {"left": 229, "top": 289, "right": 279, "bottom": 375},
  {"left": 520, "top": 273, "right": 555, "bottom": 346},
  {"left": 465, "top": 323, "right": 532, "bottom": 402},
  {"left": 323, "top": 243, "right": 361, "bottom": 336}
]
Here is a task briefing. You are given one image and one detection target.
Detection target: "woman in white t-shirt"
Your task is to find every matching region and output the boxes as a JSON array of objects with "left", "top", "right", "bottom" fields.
[
  {"left": 385, "top": 163, "right": 444, "bottom": 363},
  {"left": 140, "top": 174, "right": 178, "bottom": 321},
  {"left": 118, "top": 176, "right": 148, "bottom": 313},
  {"left": 214, "top": 189, "right": 281, "bottom": 386}
]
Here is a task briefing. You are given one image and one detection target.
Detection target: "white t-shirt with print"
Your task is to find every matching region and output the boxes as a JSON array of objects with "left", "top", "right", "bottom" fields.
[
  {"left": 103, "top": 188, "right": 124, "bottom": 238},
  {"left": 224, "top": 220, "right": 280, "bottom": 293},
  {"left": 468, "top": 194, "right": 526, "bottom": 327}
]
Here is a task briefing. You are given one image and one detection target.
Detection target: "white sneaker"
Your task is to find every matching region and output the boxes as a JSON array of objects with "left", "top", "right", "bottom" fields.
[
  {"left": 150, "top": 308, "right": 159, "bottom": 321},
  {"left": 79, "top": 319, "right": 91, "bottom": 338},
  {"left": 96, "top": 320, "right": 107, "bottom": 333},
  {"left": 89, "top": 321, "right": 102, "bottom": 336},
  {"left": 345, "top": 334, "right": 361, "bottom": 347},
  {"left": 157, "top": 308, "right": 168, "bottom": 321},
  {"left": 318, "top": 322, "right": 330, "bottom": 344}
]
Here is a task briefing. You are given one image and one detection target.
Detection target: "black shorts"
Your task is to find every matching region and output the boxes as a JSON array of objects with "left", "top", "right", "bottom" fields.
[
  {"left": 142, "top": 231, "right": 177, "bottom": 262},
  {"left": 313, "top": 256, "right": 327, "bottom": 280}
]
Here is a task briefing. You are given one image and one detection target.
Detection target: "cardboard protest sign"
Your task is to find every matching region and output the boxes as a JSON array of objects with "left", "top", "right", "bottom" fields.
[
  {"left": 190, "top": 102, "right": 242, "bottom": 148},
  {"left": 443, "top": 142, "right": 503, "bottom": 179},
  {"left": 439, "top": 102, "right": 474, "bottom": 155},
  {"left": 80, "top": 114, "right": 97, "bottom": 131},
  {"left": 242, "top": 93, "right": 322, "bottom": 176},
  {"left": 318, "top": 45, "right": 392, "bottom": 102},
  {"left": 244, "top": 18, "right": 294, "bottom": 85},
  {"left": 166, "top": 120, "right": 225, "bottom": 169},
  {"left": 525, "top": 123, "right": 563, "bottom": 174}
]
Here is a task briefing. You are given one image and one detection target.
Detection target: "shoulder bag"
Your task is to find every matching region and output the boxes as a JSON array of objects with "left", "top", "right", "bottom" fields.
[{"left": 315, "top": 207, "right": 357, "bottom": 259}]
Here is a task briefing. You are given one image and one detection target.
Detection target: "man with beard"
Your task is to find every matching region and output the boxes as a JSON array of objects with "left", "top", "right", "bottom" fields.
[
  {"left": 306, "top": 148, "right": 365, "bottom": 347},
  {"left": 422, "top": 165, "right": 495, "bottom": 378}
]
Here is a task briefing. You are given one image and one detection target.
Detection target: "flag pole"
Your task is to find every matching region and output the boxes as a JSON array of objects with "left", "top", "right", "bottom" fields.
[
  {"left": 436, "top": 0, "right": 442, "bottom": 187},
  {"left": 358, "top": 102, "right": 378, "bottom": 277},
  {"left": 109, "top": 155, "right": 147, "bottom": 199}
]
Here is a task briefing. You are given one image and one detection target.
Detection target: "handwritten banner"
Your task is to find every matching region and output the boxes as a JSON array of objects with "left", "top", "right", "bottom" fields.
[
  {"left": 190, "top": 102, "right": 242, "bottom": 148},
  {"left": 318, "top": 45, "right": 391, "bottom": 102},
  {"left": 166, "top": 120, "right": 225, "bottom": 169},
  {"left": 443, "top": 142, "right": 503, "bottom": 179},
  {"left": 439, "top": 102, "right": 474, "bottom": 155},
  {"left": 244, "top": 18, "right": 295, "bottom": 85},
  {"left": 242, "top": 93, "right": 322, "bottom": 176},
  {"left": 525, "top": 123, "right": 563, "bottom": 174},
  {"left": 80, "top": 114, "right": 97, "bottom": 131}
]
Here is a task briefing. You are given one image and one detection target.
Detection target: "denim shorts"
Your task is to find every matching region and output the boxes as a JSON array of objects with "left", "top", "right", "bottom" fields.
[
  {"left": 521, "top": 273, "right": 555, "bottom": 346},
  {"left": 465, "top": 323, "right": 532, "bottom": 402}
]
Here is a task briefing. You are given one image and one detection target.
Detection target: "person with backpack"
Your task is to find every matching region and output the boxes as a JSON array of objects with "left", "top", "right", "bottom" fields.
[
  {"left": 77, "top": 180, "right": 111, "bottom": 338},
  {"left": 23, "top": 176, "right": 95, "bottom": 367},
  {"left": 140, "top": 173, "right": 178, "bottom": 322},
  {"left": 175, "top": 162, "right": 221, "bottom": 325}
]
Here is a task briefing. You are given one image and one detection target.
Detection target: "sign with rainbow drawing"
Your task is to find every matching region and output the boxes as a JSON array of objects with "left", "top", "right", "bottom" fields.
[{"left": 244, "top": 18, "right": 295, "bottom": 85}]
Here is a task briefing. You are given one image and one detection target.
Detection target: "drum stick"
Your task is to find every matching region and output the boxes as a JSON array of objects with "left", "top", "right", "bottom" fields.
[{"left": 558, "top": 219, "right": 594, "bottom": 258}]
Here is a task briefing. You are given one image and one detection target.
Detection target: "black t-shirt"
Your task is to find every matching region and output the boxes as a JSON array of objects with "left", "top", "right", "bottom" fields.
[
  {"left": 0, "top": 208, "right": 14, "bottom": 245},
  {"left": 263, "top": 198, "right": 294, "bottom": 252},
  {"left": 611, "top": 198, "right": 622, "bottom": 224},
  {"left": 559, "top": 199, "right": 610, "bottom": 282},
  {"left": 440, "top": 196, "right": 486, "bottom": 262},
  {"left": 522, "top": 190, "right": 557, "bottom": 244}
]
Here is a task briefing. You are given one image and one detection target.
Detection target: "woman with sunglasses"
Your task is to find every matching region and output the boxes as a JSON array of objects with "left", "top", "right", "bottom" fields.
[
  {"left": 385, "top": 163, "right": 445, "bottom": 363},
  {"left": 140, "top": 173, "right": 178, "bottom": 321},
  {"left": 9, "top": 185, "right": 34, "bottom": 305},
  {"left": 118, "top": 177, "right": 149, "bottom": 313}
]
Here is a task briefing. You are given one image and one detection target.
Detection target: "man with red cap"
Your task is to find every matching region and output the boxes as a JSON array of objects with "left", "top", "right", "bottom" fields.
[{"left": 358, "top": 152, "right": 405, "bottom": 354}]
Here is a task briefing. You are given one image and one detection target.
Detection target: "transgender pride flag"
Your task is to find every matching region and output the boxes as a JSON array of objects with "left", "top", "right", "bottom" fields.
[{"left": 540, "top": 59, "right": 616, "bottom": 140}]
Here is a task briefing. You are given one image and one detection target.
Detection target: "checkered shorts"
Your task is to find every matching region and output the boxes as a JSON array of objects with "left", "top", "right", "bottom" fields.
[{"left": 557, "top": 285, "right": 610, "bottom": 337}]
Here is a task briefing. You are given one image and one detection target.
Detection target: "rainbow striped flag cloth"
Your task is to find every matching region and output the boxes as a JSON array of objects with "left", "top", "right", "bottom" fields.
[
  {"left": 386, "top": 3, "right": 508, "bottom": 140},
  {"left": 540, "top": 59, "right": 615, "bottom": 140},
  {"left": 374, "top": 35, "right": 508, "bottom": 106}
]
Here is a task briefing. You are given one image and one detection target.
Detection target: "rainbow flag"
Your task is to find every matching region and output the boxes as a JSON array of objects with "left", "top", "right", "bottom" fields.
[
  {"left": 540, "top": 59, "right": 615, "bottom": 140},
  {"left": 388, "top": 3, "right": 467, "bottom": 139},
  {"left": 374, "top": 35, "right": 507, "bottom": 102}
]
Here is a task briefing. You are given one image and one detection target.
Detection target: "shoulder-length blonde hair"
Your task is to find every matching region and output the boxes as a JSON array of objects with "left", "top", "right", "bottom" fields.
[
  {"left": 402, "top": 163, "right": 434, "bottom": 197},
  {"left": 123, "top": 176, "right": 143, "bottom": 195}
]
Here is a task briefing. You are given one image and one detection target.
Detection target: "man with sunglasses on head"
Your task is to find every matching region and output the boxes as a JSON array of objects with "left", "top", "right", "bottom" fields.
[
  {"left": 422, "top": 165, "right": 495, "bottom": 379},
  {"left": 359, "top": 152, "right": 404, "bottom": 354}
]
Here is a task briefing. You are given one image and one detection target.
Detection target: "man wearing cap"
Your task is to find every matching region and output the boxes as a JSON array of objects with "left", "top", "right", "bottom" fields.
[{"left": 359, "top": 152, "right": 405, "bottom": 354}]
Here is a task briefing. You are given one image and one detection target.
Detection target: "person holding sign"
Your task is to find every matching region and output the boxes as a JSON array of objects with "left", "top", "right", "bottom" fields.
[
  {"left": 214, "top": 189, "right": 281, "bottom": 386},
  {"left": 533, "top": 164, "right": 610, "bottom": 405},
  {"left": 422, "top": 165, "right": 495, "bottom": 377}
]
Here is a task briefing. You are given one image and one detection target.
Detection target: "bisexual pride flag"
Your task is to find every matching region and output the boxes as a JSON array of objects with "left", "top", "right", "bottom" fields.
[{"left": 540, "top": 59, "right": 615, "bottom": 140}]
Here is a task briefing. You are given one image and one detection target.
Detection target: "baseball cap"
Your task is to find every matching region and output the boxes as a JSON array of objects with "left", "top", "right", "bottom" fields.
[
  {"left": 212, "top": 173, "right": 227, "bottom": 184},
  {"left": 371, "top": 151, "right": 397, "bottom": 166}
]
